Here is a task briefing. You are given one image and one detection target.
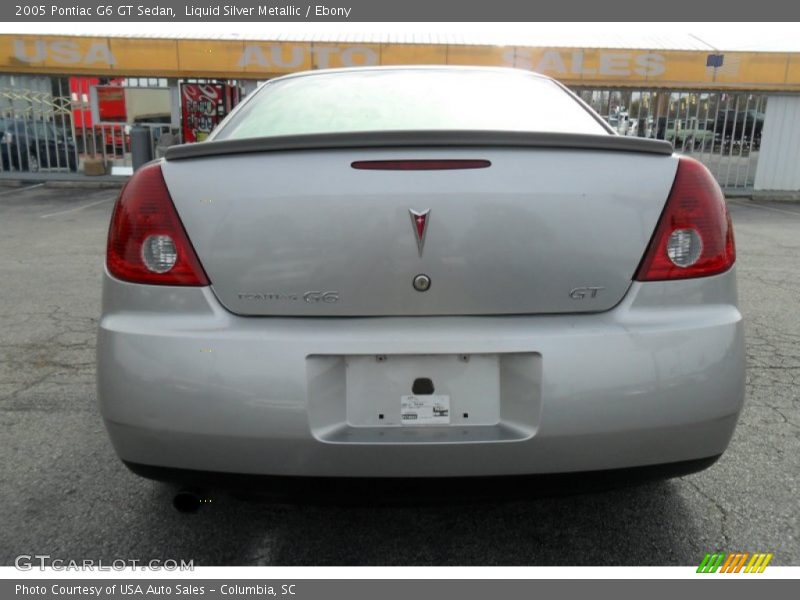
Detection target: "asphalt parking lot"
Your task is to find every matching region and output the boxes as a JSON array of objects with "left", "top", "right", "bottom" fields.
[{"left": 0, "top": 183, "right": 798, "bottom": 566}]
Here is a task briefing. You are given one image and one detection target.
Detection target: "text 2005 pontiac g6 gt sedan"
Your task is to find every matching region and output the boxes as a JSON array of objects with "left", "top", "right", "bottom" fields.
[{"left": 97, "top": 67, "right": 744, "bottom": 487}]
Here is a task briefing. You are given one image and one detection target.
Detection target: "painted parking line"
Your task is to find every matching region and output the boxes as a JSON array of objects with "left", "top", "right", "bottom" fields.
[
  {"left": 0, "top": 183, "right": 45, "bottom": 197},
  {"left": 40, "top": 196, "right": 115, "bottom": 218},
  {"left": 728, "top": 199, "right": 800, "bottom": 218}
]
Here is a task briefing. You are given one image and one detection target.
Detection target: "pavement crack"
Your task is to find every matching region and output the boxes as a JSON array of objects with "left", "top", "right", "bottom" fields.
[{"left": 685, "top": 479, "right": 732, "bottom": 548}]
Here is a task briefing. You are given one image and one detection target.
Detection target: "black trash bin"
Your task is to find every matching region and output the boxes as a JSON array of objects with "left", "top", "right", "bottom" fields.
[{"left": 130, "top": 126, "right": 153, "bottom": 171}]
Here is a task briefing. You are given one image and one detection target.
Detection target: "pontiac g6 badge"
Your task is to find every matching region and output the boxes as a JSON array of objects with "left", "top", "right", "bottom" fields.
[{"left": 409, "top": 209, "right": 431, "bottom": 256}]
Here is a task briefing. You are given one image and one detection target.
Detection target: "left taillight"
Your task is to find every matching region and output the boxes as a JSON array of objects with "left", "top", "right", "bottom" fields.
[{"left": 106, "top": 162, "right": 209, "bottom": 286}]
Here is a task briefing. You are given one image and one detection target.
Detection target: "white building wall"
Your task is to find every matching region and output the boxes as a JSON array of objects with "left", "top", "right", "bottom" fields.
[{"left": 754, "top": 95, "right": 800, "bottom": 191}]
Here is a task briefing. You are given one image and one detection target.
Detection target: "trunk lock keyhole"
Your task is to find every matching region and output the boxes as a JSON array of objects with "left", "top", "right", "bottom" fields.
[
  {"left": 413, "top": 274, "right": 431, "bottom": 292},
  {"left": 412, "top": 377, "right": 435, "bottom": 395}
]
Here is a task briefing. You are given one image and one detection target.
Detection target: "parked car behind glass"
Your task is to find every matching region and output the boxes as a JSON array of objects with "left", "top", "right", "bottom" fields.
[{"left": 0, "top": 118, "right": 78, "bottom": 172}]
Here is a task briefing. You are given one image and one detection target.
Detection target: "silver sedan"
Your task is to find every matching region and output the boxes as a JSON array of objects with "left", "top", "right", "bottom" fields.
[{"left": 97, "top": 67, "right": 744, "bottom": 486}]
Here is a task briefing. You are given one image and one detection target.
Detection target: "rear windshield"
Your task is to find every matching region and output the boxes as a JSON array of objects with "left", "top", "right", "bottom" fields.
[{"left": 214, "top": 69, "right": 608, "bottom": 140}]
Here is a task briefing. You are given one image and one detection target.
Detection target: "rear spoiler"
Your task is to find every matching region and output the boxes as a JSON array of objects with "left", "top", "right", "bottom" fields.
[{"left": 164, "top": 130, "right": 674, "bottom": 161}]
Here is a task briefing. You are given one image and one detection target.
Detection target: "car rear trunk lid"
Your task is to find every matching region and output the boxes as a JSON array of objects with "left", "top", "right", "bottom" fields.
[{"left": 161, "top": 139, "right": 677, "bottom": 316}]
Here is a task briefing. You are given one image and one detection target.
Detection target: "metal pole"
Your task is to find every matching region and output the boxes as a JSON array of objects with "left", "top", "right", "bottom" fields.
[
  {"left": 733, "top": 94, "right": 751, "bottom": 188},
  {"left": 743, "top": 95, "right": 764, "bottom": 188},
  {"left": 715, "top": 95, "right": 732, "bottom": 183},
  {"left": 723, "top": 95, "right": 742, "bottom": 187}
]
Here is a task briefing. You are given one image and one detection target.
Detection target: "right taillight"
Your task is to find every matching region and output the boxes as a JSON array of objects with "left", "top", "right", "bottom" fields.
[{"left": 635, "top": 156, "right": 735, "bottom": 281}]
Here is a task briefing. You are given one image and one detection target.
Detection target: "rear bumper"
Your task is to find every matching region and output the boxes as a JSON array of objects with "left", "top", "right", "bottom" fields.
[
  {"left": 123, "top": 455, "right": 722, "bottom": 500},
  {"left": 98, "top": 268, "right": 745, "bottom": 478}
]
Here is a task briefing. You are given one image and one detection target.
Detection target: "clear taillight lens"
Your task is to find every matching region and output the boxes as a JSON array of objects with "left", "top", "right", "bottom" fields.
[
  {"left": 141, "top": 235, "right": 178, "bottom": 273},
  {"left": 666, "top": 228, "right": 703, "bottom": 268}
]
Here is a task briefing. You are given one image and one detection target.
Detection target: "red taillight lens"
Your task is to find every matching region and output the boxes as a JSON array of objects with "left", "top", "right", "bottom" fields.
[
  {"left": 635, "top": 157, "right": 735, "bottom": 281},
  {"left": 106, "top": 163, "right": 209, "bottom": 286},
  {"left": 351, "top": 159, "right": 491, "bottom": 170}
]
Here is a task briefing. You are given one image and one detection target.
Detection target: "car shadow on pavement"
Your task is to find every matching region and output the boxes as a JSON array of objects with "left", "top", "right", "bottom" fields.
[{"left": 132, "top": 477, "right": 701, "bottom": 566}]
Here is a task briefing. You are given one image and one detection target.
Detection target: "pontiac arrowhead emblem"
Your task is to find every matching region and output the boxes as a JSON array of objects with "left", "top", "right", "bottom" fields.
[{"left": 409, "top": 209, "right": 431, "bottom": 256}]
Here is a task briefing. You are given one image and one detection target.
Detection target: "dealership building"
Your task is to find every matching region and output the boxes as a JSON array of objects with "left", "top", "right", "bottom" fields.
[{"left": 1, "top": 31, "right": 799, "bottom": 191}]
